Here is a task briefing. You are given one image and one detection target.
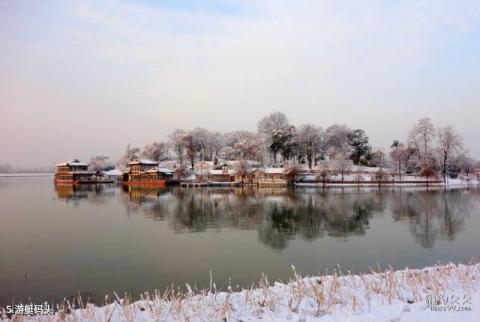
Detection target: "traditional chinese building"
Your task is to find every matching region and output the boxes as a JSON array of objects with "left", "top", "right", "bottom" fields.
[
  {"left": 55, "top": 159, "right": 95, "bottom": 184},
  {"left": 122, "top": 159, "right": 174, "bottom": 186}
]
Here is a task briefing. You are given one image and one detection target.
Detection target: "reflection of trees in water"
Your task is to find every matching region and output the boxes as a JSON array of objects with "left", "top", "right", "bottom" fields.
[
  {"left": 116, "top": 186, "right": 478, "bottom": 250},
  {"left": 121, "top": 187, "right": 387, "bottom": 250},
  {"left": 390, "top": 189, "right": 473, "bottom": 248}
]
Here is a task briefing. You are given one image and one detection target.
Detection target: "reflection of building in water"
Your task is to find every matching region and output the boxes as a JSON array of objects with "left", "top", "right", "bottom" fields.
[
  {"left": 55, "top": 184, "right": 89, "bottom": 201},
  {"left": 55, "top": 183, "right": 118, "bottom": 204},
  {"left": 123, "top": 185, "right": 166, "bottom": 203}
]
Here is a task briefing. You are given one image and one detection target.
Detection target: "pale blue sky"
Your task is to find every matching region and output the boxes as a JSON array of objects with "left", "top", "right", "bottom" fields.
[{"left": 1, "top": 0, "right": 479, "bottom": 167}]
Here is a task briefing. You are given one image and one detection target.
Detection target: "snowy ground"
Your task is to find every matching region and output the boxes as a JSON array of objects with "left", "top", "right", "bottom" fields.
[{"left": 2, "top": 263, "right": 479, "bottom": 321}]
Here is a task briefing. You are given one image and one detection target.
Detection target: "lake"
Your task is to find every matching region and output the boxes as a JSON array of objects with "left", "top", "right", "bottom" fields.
[{"left": 1, "top": 176, "right": 479, "bottom": 306}]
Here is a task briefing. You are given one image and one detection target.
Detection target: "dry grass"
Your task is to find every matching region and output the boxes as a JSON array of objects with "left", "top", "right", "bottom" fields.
[{"left": 2, "top": 261, "right": 479, "bottom": 322}]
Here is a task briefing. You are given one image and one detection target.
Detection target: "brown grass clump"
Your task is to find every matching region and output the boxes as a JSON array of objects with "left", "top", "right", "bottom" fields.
[{"left": 2, "top": 262, "right": 479, "bottom": 321}]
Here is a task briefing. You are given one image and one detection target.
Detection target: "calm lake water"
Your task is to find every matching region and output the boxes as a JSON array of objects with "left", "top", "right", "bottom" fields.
[{"left": 1, "top": 177, "right": 479, "bottom": 306}]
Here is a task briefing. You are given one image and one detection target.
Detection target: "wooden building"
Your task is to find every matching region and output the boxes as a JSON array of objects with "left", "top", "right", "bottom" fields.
[
  {"left": 254, "top": 167, "right": 287, "bottom": 186},
  {"left": 122, "top": 159, "right": 174, "bottom": 186},
  {"left": 55, "top": 159, "right": 95, "bottom": 184},
  {"left": 208, "top": 167, "right": 236, "bottom": 183}
]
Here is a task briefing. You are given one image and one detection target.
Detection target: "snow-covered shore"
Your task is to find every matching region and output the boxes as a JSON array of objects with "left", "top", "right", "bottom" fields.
[
  {"left": 3, "top": 262, "right": 479, "bottom": 321},
  {"left": 295, "top": 176, "right": 480, "bottom": 188}
]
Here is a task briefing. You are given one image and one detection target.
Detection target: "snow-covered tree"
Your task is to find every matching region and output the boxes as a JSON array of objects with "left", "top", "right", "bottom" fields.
[
  {"left": 223, "top": 131, "right": 262, "bottom": 161},
  {"left": 389, "top": 140, "right": 409, "bottom": 181},
  {"left": 182, "top": 132, "right": 201, "bottom": 170},
  {"left": 333, "top": 152, "right": 351, "bottom": 182},
  {"left": 196, "top": 130, "right": 224, "bottom": 161},
  {"left": 437, "top": 125, "right": 463, "bottom": 183},
  {"left": 347, "top": 129, "right": 371, "bottom": 165},
  {"left": 257, "top": 112, "right": 290, "bottom": 163},
  {"left": 235, "top": 159, "right": 251, "bottom": 182},
  {"left": 190, "top": 127, "right": 209, "bottom": 161},
  {"left": 371, "top": 150, "right": 389, "bottom": 182},
  {"left": 297, "top": 124, "right": 323, "bottom": 169},
  {"left": 119, "top": 144, "right": 140, "bottom": 167},
  {"left": 317, "top": 162, "right": 331, "bottom": 187},
  {"left": 456, "top": 153, "right": 475, "bottom": 177},
  {"left": 89, "top": 156, "right": 113, "bottom": 172},
  {"left": 270, "top": 125, "right": 297, "bottom": 162},
  {"left": 323, "top": 124, "right": 352, "bottom": 159},
  {"left": 141, "top": 142, "right": 168, "bottom": 162},
  {"left": 408, "top": 118, "right": 435, "bottom": 161},
  {"left": 168, "top": 129, "right": 187, "bottom": 166}
]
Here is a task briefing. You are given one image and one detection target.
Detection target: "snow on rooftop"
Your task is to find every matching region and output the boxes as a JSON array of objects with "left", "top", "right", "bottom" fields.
[
  {"left": 145, "top": 167, "right": 175, "bottom": 174},
  {"left": 57, "top": 159, "right": 89, "bottom": 167},
  {"left": 103, "top": 169, "right": 123, "bottom": 176},
  {"left": 158, "top": 168, "right": 174, "bottom": 174},
  {"left": 158, "top": 160, "right": 177, "bottom": 168},
  {"left": 209, "top": 169, "right": 235, "bottom": 176},
  {"left": 264, "top": 167, "right": 285, "bottom": 174},
  {"left": 129, "top": 159, "right": 158, "bottom": 165}
]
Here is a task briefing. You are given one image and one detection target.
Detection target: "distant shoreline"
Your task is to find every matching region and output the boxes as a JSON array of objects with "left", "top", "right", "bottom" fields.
[{"left": 0, "top": 173, "right": 54, "bottom": 177}]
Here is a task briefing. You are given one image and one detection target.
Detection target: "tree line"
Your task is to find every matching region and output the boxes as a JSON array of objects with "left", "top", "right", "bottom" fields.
[{"left": 101, "top": 112, "right": 478, "bottom": 181}]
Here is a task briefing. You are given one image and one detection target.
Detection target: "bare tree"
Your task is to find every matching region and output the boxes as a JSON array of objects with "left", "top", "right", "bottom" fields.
[
  {"left": 174, "top": 165, "right": 188, "bottom": 181},
  {"left": 235, "top": 159, "right": 251, "bottom": 183},
  {"left": 191, "top": 128, "right": 209, "bottom": 161},
  {"left": 285, "top": 162, "right": 302, "bottom": 184},
  {"left": 182, "top": 132, "right": 201, "bottom": 170},
  {"left": 408, "top": 118, "right": 435, "bottom": 161},
  {"left": 371, "top": 150, "right": 389, "bottom": 184},
  {"left": 224, "top": 131, "right": 262, "bottom": 161},
  {"left": 119, "top": 144, "right": 140, "bottom": 167},
  {"left": 316, "top": 162, "right": 330, "bottom": 188},
  {"left": 352, "top": 168, "right": 365, "bottom": 187},
  {"left": 169, "top": 129, "right": 187, "bottom": 166},
  {"left": 419, "top": 157, "right": 438, "bottom": 187},
  {"left": 437, "top": 125, "right": 463, "bottom": 183},
  {"left": 333, "top": 152, "right": 351, "bottom": 182},
  {"left": 389, "top": 140, "right": 409, "bottom": 182},
  {"left": 141, "top": 142, "right": 168, "bottom": 162}
]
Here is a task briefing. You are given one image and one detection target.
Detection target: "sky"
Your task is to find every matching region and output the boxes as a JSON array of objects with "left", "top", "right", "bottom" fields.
[{"left": 1, "top": 0, "right": 479, "bottom": 167}]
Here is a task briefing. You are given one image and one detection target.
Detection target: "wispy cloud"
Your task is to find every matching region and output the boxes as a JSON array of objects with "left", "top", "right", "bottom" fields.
[{"left": 1, "top": 0, "right": 479, "bottom": 166}]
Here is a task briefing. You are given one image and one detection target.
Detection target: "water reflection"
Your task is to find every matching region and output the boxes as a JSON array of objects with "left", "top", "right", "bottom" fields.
[
  {"left": 389, "top": 190, "right": 471, "bottom": 248},
  {"left": 54, "top": 185, "right": 477, "bottom": 250},
  {"left": 55, "top": 183, "right": 118, "bottom": 206}
]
